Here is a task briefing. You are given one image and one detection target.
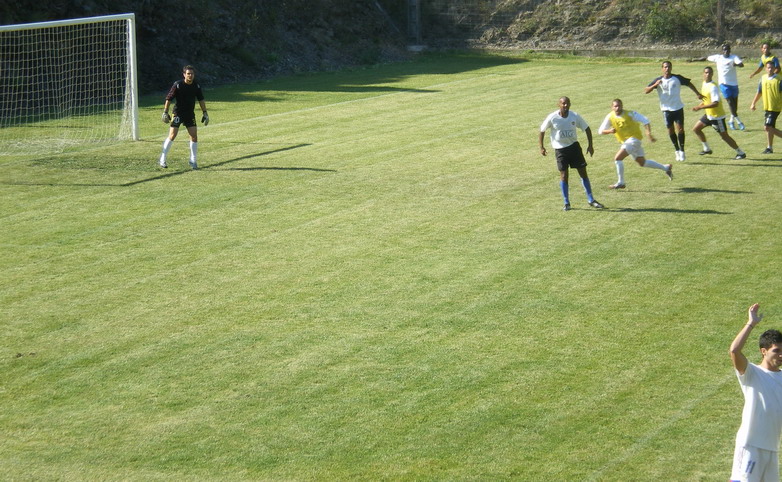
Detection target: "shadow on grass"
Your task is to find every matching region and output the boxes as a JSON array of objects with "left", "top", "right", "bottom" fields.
[
  {"left": 676, "top": 187, "right": 751, "bottom": 194},
  {"left": 685, "top": 160, "right": 782, "bottom": 167},
  {"left": 186, "top": 52, "right": 530, "bottom": 104},
  {"left": 612, "top": 207, "right": 731, "bottom": 214},
  {"left": 3, "top": 143, "right": 322, "bottom": 187}
]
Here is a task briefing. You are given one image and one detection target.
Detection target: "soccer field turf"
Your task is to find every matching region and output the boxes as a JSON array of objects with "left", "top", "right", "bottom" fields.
[{"left": 2, "top": 51, "right": 781, "bottom": 479}]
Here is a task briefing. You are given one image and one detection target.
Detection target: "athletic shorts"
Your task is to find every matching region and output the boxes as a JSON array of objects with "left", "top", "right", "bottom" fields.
[
  {"left": 731, "top": 444, "right": 779, "bottom": 482},
  {"left": 764, "top": 111, "right": 780, "bottom": 129},
  {"left": 700, "top": 115, "right": 728, "bottom": 133},
  {"left": 620, "top": 137, "right": 645, "bottom": 159},
  {"left": 662, "top": 108, "right": 685, "bottom": 128},
  {"left": 554, "top": 142, "right": 587, "bottom": 171},
  {"left": 721, "top": 83, "right": 740, "bottom": 99},
  {"left": 171, "top": 112, "right": 197, "bottom": 128}
]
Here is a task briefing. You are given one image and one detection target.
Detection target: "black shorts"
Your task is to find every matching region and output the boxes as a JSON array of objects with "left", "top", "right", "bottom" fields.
[
  {"left": 663, "top": 108, "right": 685, "bottom": 128},
  {"left": 699, "top": 115, "right": 728, "bottom": 133},
  {"left": 555, "top": 142, "right": 587, "bottom": 171},
  {"left": 765, "top": 111, "right": 780, "bottom": 128},
  {"left": 171, "top": 112, "right": 197, "bottom": 128}
]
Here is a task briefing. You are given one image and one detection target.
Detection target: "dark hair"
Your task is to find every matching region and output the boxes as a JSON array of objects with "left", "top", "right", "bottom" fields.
[
  {"left": 183, "top": 65, "right": 195, "bottom": 73},
  {"left": 759, "top": 329, "right": 782, "bottom": 349},
  {"left": 704, "top": 66, "right": 713, "bottom": 74}
]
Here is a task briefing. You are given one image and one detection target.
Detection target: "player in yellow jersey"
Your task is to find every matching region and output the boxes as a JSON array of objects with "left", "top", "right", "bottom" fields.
[
  {"left": 750, "top": 61, "right": 782, "bottom": 154},
  {"left": 692, "top": 67, "right": 746, "bottom": 159},
  {"left": 749, "top": 43, "right": 780, "bottom": 79},
  {"left": 598, "top": 99, "right": 673, "bottom": 189}
]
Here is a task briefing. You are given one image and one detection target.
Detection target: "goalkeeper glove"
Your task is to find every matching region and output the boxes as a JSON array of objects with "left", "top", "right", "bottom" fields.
[
  {"left": 162, "top": 112, "right": 171, "bottom": 124},
  {"left": 201, "top": 112, "right": 209, "bottom": 126}
]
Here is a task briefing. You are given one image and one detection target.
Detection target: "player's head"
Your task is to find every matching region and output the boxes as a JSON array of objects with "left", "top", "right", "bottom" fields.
[
  {"left": 703, "top": 66, "right": 714, "bottom": 82},
  {"left": 661, "top": 61, "right": 672, "bottom": 75},
  {"left": 722, "top": 44, "right": 731, "bottom": 56},
  {"left": 759, "top": 329, "right": 782, "bottom": 370},
  {"left": 761, "top": 43, "right": 772, "bottom": 55},
  {"left": 759, "top": 329, "right": 782, "bottom": 350},
  {"left": 182, "top": 65, "right": 196, "bottom": 84},
  {"left": 558, "top": 96, "right": 571, "bottom": 114},
  {"left": 611, "top": 98, "right": 623, "bottom": 114},
  {"left": 766, "top": 60, "right": 777, "bottom": 75}
]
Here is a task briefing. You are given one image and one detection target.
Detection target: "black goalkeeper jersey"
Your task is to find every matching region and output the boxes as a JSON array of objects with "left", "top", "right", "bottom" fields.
[{"left": 166, "top": 80, "right": 204, "bottom": 118}]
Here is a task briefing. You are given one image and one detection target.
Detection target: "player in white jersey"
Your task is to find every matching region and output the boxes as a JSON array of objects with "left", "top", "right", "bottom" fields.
[
  {"left": 539, "top": 96, "right": 604, "bottom": 211},
  {"left": 706, "top": 44, "right": 745, "bottom": 129},
  {"left": 729, "top": 303, "right": 782, "bottom": 482},
  {"left": 645, "top": 60, "right": 704, "bottom": 161}
]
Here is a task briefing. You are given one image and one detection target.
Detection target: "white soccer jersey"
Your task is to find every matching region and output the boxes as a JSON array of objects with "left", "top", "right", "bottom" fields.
[
  {"left": 648, "top": 74, "right": 690, "bottom": 111},
  {"left": 735, "top": 363, "right": 782, "bottom": 451},
  {"left": 708, "top": 54, "right": 743, "bottom": 86},
  {"left": 540, "top": 110, "right": 589, "bottom": 149}
]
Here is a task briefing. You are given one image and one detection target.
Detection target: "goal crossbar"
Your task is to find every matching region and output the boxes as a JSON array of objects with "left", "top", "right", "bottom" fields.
[{"left": 0, "top": 13, "right": 140, "bottom": 155}]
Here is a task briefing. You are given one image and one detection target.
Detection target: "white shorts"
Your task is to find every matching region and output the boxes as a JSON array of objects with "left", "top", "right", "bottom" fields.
[
  {"left": 620, "top": 137, "right": 645, "bottom": 159},
  {"left": 731, "top": 444, "right": 779, "bottom": 482}
]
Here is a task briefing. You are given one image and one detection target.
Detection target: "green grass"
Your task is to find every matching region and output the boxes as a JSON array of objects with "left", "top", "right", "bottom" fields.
[{"left": 2, "top": 51, "right": 781, "bottom": 480}]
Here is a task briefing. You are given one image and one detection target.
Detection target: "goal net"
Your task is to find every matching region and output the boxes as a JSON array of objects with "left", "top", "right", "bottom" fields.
[{"left": 0, "top": 13, "right": 139, "bottom": 155}]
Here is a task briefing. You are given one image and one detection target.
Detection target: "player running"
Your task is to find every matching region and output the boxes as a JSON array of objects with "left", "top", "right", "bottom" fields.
[
  {"left": 158, "top": 65, "right": 209, "bottom": 169},
  {"left": 599, "top": 99, "right": 673, "bottom": 189},
  {"left": 692, "top": 66, "right": 747, "bottom": 159}
]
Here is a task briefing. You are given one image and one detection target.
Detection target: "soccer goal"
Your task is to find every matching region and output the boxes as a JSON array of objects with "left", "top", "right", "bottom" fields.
[{"left": 0, "top": 13, "right": 140, "bottom": 155}]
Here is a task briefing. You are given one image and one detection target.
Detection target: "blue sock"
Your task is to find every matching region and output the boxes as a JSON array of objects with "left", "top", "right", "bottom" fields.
[
  {"left": 581, "top": 178, "right": 594, "bottom": 203},
  {"left": 560, "top": 181, "right": 569, "bottom": 204}
]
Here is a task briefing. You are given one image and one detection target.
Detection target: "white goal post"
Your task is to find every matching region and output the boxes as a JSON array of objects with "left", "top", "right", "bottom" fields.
[{"left": 0, "top": 13, "right": 140, "bottom": 154}]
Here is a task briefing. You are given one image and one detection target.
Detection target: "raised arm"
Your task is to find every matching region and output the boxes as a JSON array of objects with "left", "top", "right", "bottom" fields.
[{"left": 730, "top": 303, "right": 763, "bottom": 375}]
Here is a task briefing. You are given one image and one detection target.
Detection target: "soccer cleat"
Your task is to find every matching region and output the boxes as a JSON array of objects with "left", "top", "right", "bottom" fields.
[
  {"left": 189, "top": 159, "right": 198, "bottom": 170},
  {"left": 762, "top": 147, "right": 774, "bottom": 154},
  {"left": 699, "top": 149, "right": 713, "bottom": 155},
  {"left": 608, "top": 183, "right": 626, "bottom": 189},
  {"left": 735, "top": 152, "right": 747, "bottom": 159},
  {"left": 679, "top": 151, "right": 686, "bottom": 162},
  {"left": 589, "top": 200, "right": 605, "bottom": 209},
  {"left": 737, "top": 120, "right": 745, "bottom": 130},
  {"left": 728, "top": 119, "right": 736, "bottom": 130},
  {"left": 563, "top": 203, "right": 571, "bottom": 211},
  {"left": 665, "top": 164, "right": 673, "bottom": 181},
  {"left": 158, "top": 159, "right": 167, "bottom": 168}
]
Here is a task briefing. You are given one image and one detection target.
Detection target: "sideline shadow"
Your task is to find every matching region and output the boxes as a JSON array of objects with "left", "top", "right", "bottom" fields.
[
  {"left": 612, "top": 207, "right": 731, "bottom": 215},
  {"left": 677, "top": 187, "right": 751, "bottom": 194}
]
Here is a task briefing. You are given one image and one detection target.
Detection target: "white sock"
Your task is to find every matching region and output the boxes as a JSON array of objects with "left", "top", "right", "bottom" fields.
[
  {"left": 160, "top": 138, "right": 173, "bottom": 161},
  {"left": 189, "top": 141, "right": 198, "bottom": 162},
  {"left": 615, "top": 160, "right": 625, "bottom": 184},
  {"left": 702, "top": 142, "right": 710, "bottom": 151},
  {"left": 643, "top": 159, "right": 667, "bottom": 170}
]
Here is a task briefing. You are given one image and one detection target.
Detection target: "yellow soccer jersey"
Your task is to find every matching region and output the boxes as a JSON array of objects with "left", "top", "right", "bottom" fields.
[
  {"left": 701, "top": 81, "right": 725, "bottom": 119},
  {"left": 609, "top": 111, "right": 644, "bottom": 143},
  {"left": 761, "top": 74, "right": 782, "bottom": 112}
]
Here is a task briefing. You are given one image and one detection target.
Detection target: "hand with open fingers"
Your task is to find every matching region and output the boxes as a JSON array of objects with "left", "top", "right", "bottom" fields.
[
  {"left": 201, "top": 112, "right": 209, "bottom": 126},
  {"left": 162, "top": 112, "right": 171, "bottom": 124},
  {"left": 749, "top": 303, "right": 763, "bottom": 326}
]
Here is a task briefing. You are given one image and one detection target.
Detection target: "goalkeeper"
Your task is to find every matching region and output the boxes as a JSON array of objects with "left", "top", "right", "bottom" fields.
[{"left": 158, "top": 65, "right": 209, "bottom": 169}]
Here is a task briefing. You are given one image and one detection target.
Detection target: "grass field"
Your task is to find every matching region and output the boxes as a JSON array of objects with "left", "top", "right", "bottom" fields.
[{"left": 2, "top": 51, "right": 782, "bottom": 480}]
